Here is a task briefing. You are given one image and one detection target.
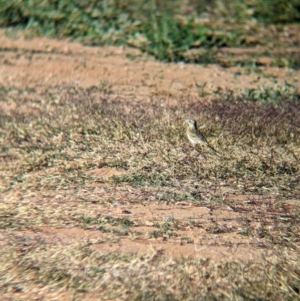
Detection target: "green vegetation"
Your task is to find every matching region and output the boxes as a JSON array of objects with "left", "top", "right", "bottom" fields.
[
  {"left": 1, "top": 0, "right": 300, "bottom": 63},
  {"left": 1, "top": 1, "right": 300, "bottom": 299}
]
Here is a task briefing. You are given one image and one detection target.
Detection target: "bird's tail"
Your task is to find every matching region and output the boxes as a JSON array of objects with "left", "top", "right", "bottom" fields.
[{"left": 208, "top": 144, "right": 221, "bottom": 157}]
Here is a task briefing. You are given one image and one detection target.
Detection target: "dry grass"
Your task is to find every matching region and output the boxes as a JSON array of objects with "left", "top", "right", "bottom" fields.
[
  {"left": 1, "top": 236, "right": 299, "bottom": 300},
  {"left": 1, "top": 84, "right": 300, "bottom": 300}
]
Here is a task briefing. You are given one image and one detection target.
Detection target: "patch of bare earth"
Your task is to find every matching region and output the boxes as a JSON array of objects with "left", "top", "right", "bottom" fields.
[
  {"left": 0, "top": 31, "right": 299, "bottom": 96},
  {"left": 0, "top": 32, "right": 300, "bottom": 299}
]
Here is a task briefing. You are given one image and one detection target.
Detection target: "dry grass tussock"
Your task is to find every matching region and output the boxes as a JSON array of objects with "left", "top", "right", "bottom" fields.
[{"left": 0, "top": 85, "right": 300, "bottom": 299}]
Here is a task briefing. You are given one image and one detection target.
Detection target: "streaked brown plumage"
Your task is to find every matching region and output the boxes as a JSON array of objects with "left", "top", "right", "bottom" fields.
[{"left": 185, "top": 118, "right": 220, "bottom": 156}]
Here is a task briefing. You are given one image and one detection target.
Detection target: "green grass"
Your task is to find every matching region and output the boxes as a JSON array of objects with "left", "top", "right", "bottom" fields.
[
  {"left": 1, "top": 0, "right": 300, "bottom": 63},
  {"left": 1, "top": 3, "right": 300, "bottom": 297}
]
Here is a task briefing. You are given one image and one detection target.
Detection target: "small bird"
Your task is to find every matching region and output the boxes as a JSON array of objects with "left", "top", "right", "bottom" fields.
[{"left": 184, "top": 118, "right": 220, "bottom": 156}]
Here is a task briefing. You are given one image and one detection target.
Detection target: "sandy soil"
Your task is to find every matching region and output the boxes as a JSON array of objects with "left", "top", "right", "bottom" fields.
[{"left": 1, "top": 32, "right": 299, "bottom": 97}]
